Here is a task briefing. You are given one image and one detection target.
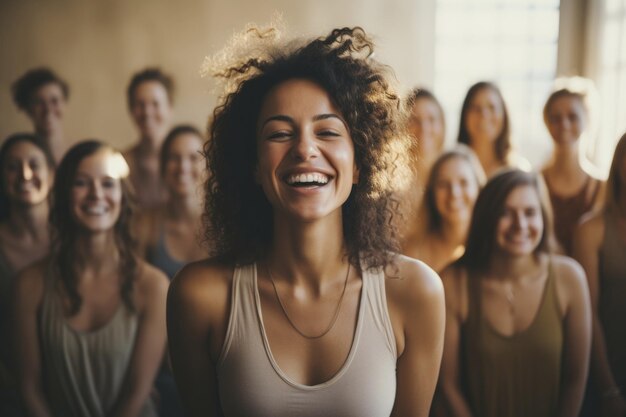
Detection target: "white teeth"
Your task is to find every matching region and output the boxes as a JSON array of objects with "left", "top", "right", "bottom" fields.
[
  {"left": 84, "top": 206, "right": 107, "bottom": 215},
  {"left": 286, "top": 173, "right": 330, "bottom": 185}
]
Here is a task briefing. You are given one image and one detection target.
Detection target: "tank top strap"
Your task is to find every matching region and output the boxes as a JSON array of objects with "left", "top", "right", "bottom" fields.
[
  {"left": 361, "top": 265, "right": 397, "bottom": 359},
  {"left": 544, "top": 257, "right": 560, "bottom": 316}
]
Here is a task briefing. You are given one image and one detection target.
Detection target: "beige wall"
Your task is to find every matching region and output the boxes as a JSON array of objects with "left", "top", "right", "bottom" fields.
[{"left": 0, "top": 0, "right": 436, "bottom": 150}]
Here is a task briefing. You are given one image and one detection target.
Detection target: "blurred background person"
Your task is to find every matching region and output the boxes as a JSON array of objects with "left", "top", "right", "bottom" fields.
[
  {"left": 440, "top": 169, "right": 591, "bottom": 417},
  {"left": 400, "top": 88, "right": 447, "bottom": 245},
  {"left": 124, "top": 68, "right": 174, "bottom": 210},
  {"left": 403, "top": 145, "right": 485, "bottom": 272},
  {"left": 14, "top": 140, "right": 167, "bottom": 417},
  {"left": 11, "top": 68, "right": 69, "bottom": 163},
  {"left": 457, "top": 81, "right": 530, "bottom": 178},
  {"left": 573, "top": 133, "right": 626, "bottom": 417},
  {"left": 136, "top": 124, "right": 206, "bottom": 279},
  {"left": 543, "top": 88, "right": 603, "bottom": 255},
  {"left": 0, "top": 133, "right": 55, "bottom": 416}
]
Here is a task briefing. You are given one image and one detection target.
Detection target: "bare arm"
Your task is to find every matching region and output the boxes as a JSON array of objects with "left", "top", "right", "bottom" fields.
[
  {"left": 14, "top": 263, "right": 53, "bottom": 417},
  {"left": 553, "top": 257, "right": 592, "bottom": 417},
  {"left": 109, "top": 264, "right": 169, "bottom": 417},
  {"left": 386, "top": 257, "right": 445, "bottom": 417},
  {"left": 439, "top": 266, "right": 474, "bottom": 417},
  {"left": 572, "top": 216, "right": 626, "bottom": 416},
  {"left": 167, "top": 261, "right": 231, "bottom": 417}
]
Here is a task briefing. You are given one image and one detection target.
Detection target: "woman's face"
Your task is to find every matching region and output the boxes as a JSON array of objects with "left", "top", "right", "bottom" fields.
[
  {"left": 163, "top": 132, "right": 204, "bottom": 197},
  {"left": 3, "top": 141, "right": 53, "bottom": 207},
  {"left": 546, "top": 95, "right": 586, "bottom": 145},
  {"left": 433, "top": 157, "right": 479, "bottom": 226},
  {"left": 71, "top": 149, "right": 124, "bottom": 233},
  {"left": 130, "top": 81, "right": 172, "bottom": 141},
  {"left": 495, "top": 184, "right": 544, "bottom": 256},
  {"left": 256, "top": 78, "right": 358, "bottom": 223},
  {"left": 28, "top": 82, "right": 66, "bottom": 134},
  {"left": 408, "top": 98, "right": 444, "bottom": 161},
  {"left": 465, "top": 87, "right": 504, "bottom": 145}
]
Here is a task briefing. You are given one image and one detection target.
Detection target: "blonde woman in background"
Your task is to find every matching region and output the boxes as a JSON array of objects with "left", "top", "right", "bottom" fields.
[
  {"left": 542, "top": 88, "right": 603, "bottom": 255},
  {"left": 403, "top": 145, "right": 485, "bottom": 273}
]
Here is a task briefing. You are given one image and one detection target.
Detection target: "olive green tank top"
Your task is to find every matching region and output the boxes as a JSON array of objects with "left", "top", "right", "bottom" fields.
[
  {"left": 39, "top": 278, "right": 157, "bottom": 417},
  {"left": 462, "top": 262, "right": 563, "bottom": 417}
]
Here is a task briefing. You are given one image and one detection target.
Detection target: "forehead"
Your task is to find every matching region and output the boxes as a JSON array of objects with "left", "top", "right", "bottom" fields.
[
  {"left": 5, "top": 141, "right": 46, "bottom": 160},
  {"left": 504, "top": 184, "right": 541, "bottom": 206},
  {"left": 132, "top": 80, "right": 170, "bottom": 101},
  {"left": 471, "top": 87, "right": 500, "bottom": 104},
  {"left": 258, "top": 78, "right": 340, "bottom": 120},
  {"left": 34, "top": 82, "right": 64, "bottom": 96},
  {"left": 168, "top": 132, "right": 203, "bottom": 152},
  {"left": 438, "top": 156, "right": 473, "bottom": 177},
  {"left": 549, "top": 95, "right": 585, "bottom": 112},
  {"left": 76, "top": 150, "right": 129, "bottom": 179},
  {"left": 412, "top": 98, "right": 440, "bottom": 115}
]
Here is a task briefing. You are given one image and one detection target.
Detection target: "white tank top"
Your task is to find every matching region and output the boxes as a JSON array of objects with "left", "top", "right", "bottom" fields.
[{"left": 216, "top": 263, "right": 398, "bottom": 417}]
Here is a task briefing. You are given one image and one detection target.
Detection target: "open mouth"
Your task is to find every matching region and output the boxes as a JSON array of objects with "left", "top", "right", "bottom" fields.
[
  {"left": 82, "top": 206, "right": 109, "bottom": 215},
  {"left": 284, "top": 172, "right": 331, "bottom": 188}
]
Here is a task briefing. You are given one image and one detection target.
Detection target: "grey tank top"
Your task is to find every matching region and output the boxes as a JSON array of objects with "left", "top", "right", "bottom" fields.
[
  {"left": 146, "top": 230, "right": 185, "bottom": 280},
  {"left": 39, "top": 281, "right": 157, "bottom": 417},
  {"left": 217, "top": 263, "right": 398, "bottom": 417}
]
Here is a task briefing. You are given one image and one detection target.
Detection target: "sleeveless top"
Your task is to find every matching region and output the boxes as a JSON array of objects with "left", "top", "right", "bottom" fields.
[
  {"left": 462, "top": 263, "right": 563, "bottom": 417},
  {"left": 146, "top": 231, "right": 185, "bottom": 280},
  {"left": 39, "top": 279, "right": 157, "bottom": 417},
  {"left": 546, "top": 176, "right": 600, "bottom": 255},
  {"left": 217, "top": 263, "right": 398, "bottom": 417},
  {"left": 598, "top": 210, "right": 626, "bottom": 388}
]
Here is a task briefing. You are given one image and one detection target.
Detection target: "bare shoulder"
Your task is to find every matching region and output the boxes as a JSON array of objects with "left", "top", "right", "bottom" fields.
[
  {"left": 439, "top": 263, "right": 469, "bottom": 318},
  {"left": 576, "top": 210, "right": 604, "bottom": 243},
  {"left": 133, "top": 260, "right": 170, "bottom": 310},
  {"left": 167, "top": 258, "right": 234, "bottom": 325},
  {"left": 551, "top": 255, "right": 586, "bottom": 286},
  {"left": 14, "top": 258, "right": 49, "bottom": 306},
  {"left": 384, "top": 254, "right": 443, "bottom": 308}
]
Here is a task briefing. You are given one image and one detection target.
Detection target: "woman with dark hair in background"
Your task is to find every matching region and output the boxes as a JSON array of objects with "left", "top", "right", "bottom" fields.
[
  {"left": 11, "top": 68, "right": 69, "bottom": 163},
  {"left": 400, "top": 87, "right": 447, "bottom": 245},
  {"left": 543, "top": 88, "right": 603, "bottom": 255},
  {"left": 124, "top": 68, "right": 174, "bottom": 209},
  {"left": 440, "top": 169, "right": 591, "bottom": 417},
  {"left": 403, "top": 145, "right": 485, "bottom": 273},
  {"left": 136, "top": 124, "right": 206, "bottom": 279},
  {"left": 167, "top": 26, "right": 445, "bottom": 417},
  {"left": 457, "top": 81, "right": 529, "bottom": 177},
  {"left": 14, "top": 141, "right": 168, "bottom": 417},
  {"left": 0, "top": 133, "right": 55, "bottom": 416},
  {"left": 574, "top": 133, "right": 626, "bottom": 417}
]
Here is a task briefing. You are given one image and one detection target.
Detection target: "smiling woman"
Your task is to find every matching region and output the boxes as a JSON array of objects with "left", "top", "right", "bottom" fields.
[
  {"left": 439, "top": 169, "right": 592, "bottom": 417},
  {"left": 167, "top": 26, "right": 445, "bottom": 417},
  {"left": 14, "top": 140, "right": 168, "bottom": 417}
]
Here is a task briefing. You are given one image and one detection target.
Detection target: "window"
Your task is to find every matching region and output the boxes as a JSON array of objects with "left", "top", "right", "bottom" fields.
[{"left": 434, "top": 0, "right": 560, "bottom": 168}]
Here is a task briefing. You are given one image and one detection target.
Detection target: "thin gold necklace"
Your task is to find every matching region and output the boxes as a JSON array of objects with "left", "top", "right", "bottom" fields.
[{"left": 266, "top": 262, "right": 351, "bottom": 339}]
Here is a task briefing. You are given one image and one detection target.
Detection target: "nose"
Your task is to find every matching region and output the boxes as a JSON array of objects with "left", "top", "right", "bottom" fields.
[
  {"left": 449, "top": 183, "right": 462, "bottom": 198},
  {"left": 89, "top": 181, "right": 104, "bottom": 198},
  {"left": 20, "top": 163, "right": 33, "bottom": 180},
  {"left": 291, "top": 129, "right": 319, "bottom": 161},
  {"left": 513, "top": 211, "right": 527, "bottom": 229}
]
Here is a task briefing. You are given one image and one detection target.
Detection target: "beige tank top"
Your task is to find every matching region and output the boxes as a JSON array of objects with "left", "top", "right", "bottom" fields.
[
  {"left": 39, "top": 280, "right": 157, "bottom": 417},
  {"left": 217, "top": 263, "right": 398, "bottom": 417}
]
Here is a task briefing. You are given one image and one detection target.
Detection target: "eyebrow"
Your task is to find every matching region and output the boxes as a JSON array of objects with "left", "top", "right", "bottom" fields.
[{"left": 260, "top": 113, "right": 347, "bottom": 129}]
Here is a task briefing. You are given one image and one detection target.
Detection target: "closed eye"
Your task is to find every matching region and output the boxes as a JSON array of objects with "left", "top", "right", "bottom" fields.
[{"left": 267, "top": 131, "right": 292, "bottom": 141}]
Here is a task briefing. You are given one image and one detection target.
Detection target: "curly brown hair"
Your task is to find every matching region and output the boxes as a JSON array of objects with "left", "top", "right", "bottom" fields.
[
  {"left": 50, "top": 140, "right": 138, "bottom": 315},
  {"left": 203, "top": 26, "right": 409, "bottom": 271}
]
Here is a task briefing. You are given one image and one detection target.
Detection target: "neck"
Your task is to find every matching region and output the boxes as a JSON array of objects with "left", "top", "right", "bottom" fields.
[
  {"left": 487, "top": 251, "right": 540, "bottom": 280},
  {"left": 137, "top": 133, "right": 164, "bottom": 155},
  {"left": 472, "top": 140, "right": 499, "bottom": 172},
  {"left": 75, "top": 231, "right": 119, "bottom": 272},
  {"left": 7, "top": 202, "right": 49, "bottom": 240},
  {"left": 36, "top": 128, "right": 65, "bottom": 161},
  {"left": 268, "top": 214, "right": 346, "bottom": 291},
  {"left": 439, "top": 219, "right": 468, "bottom": 248},
  {"left": 167, "top": 193, "right": 202, "bottom": 221},
  {"left": 549, "top": 143, "right": 582, "bottom": 174}
]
